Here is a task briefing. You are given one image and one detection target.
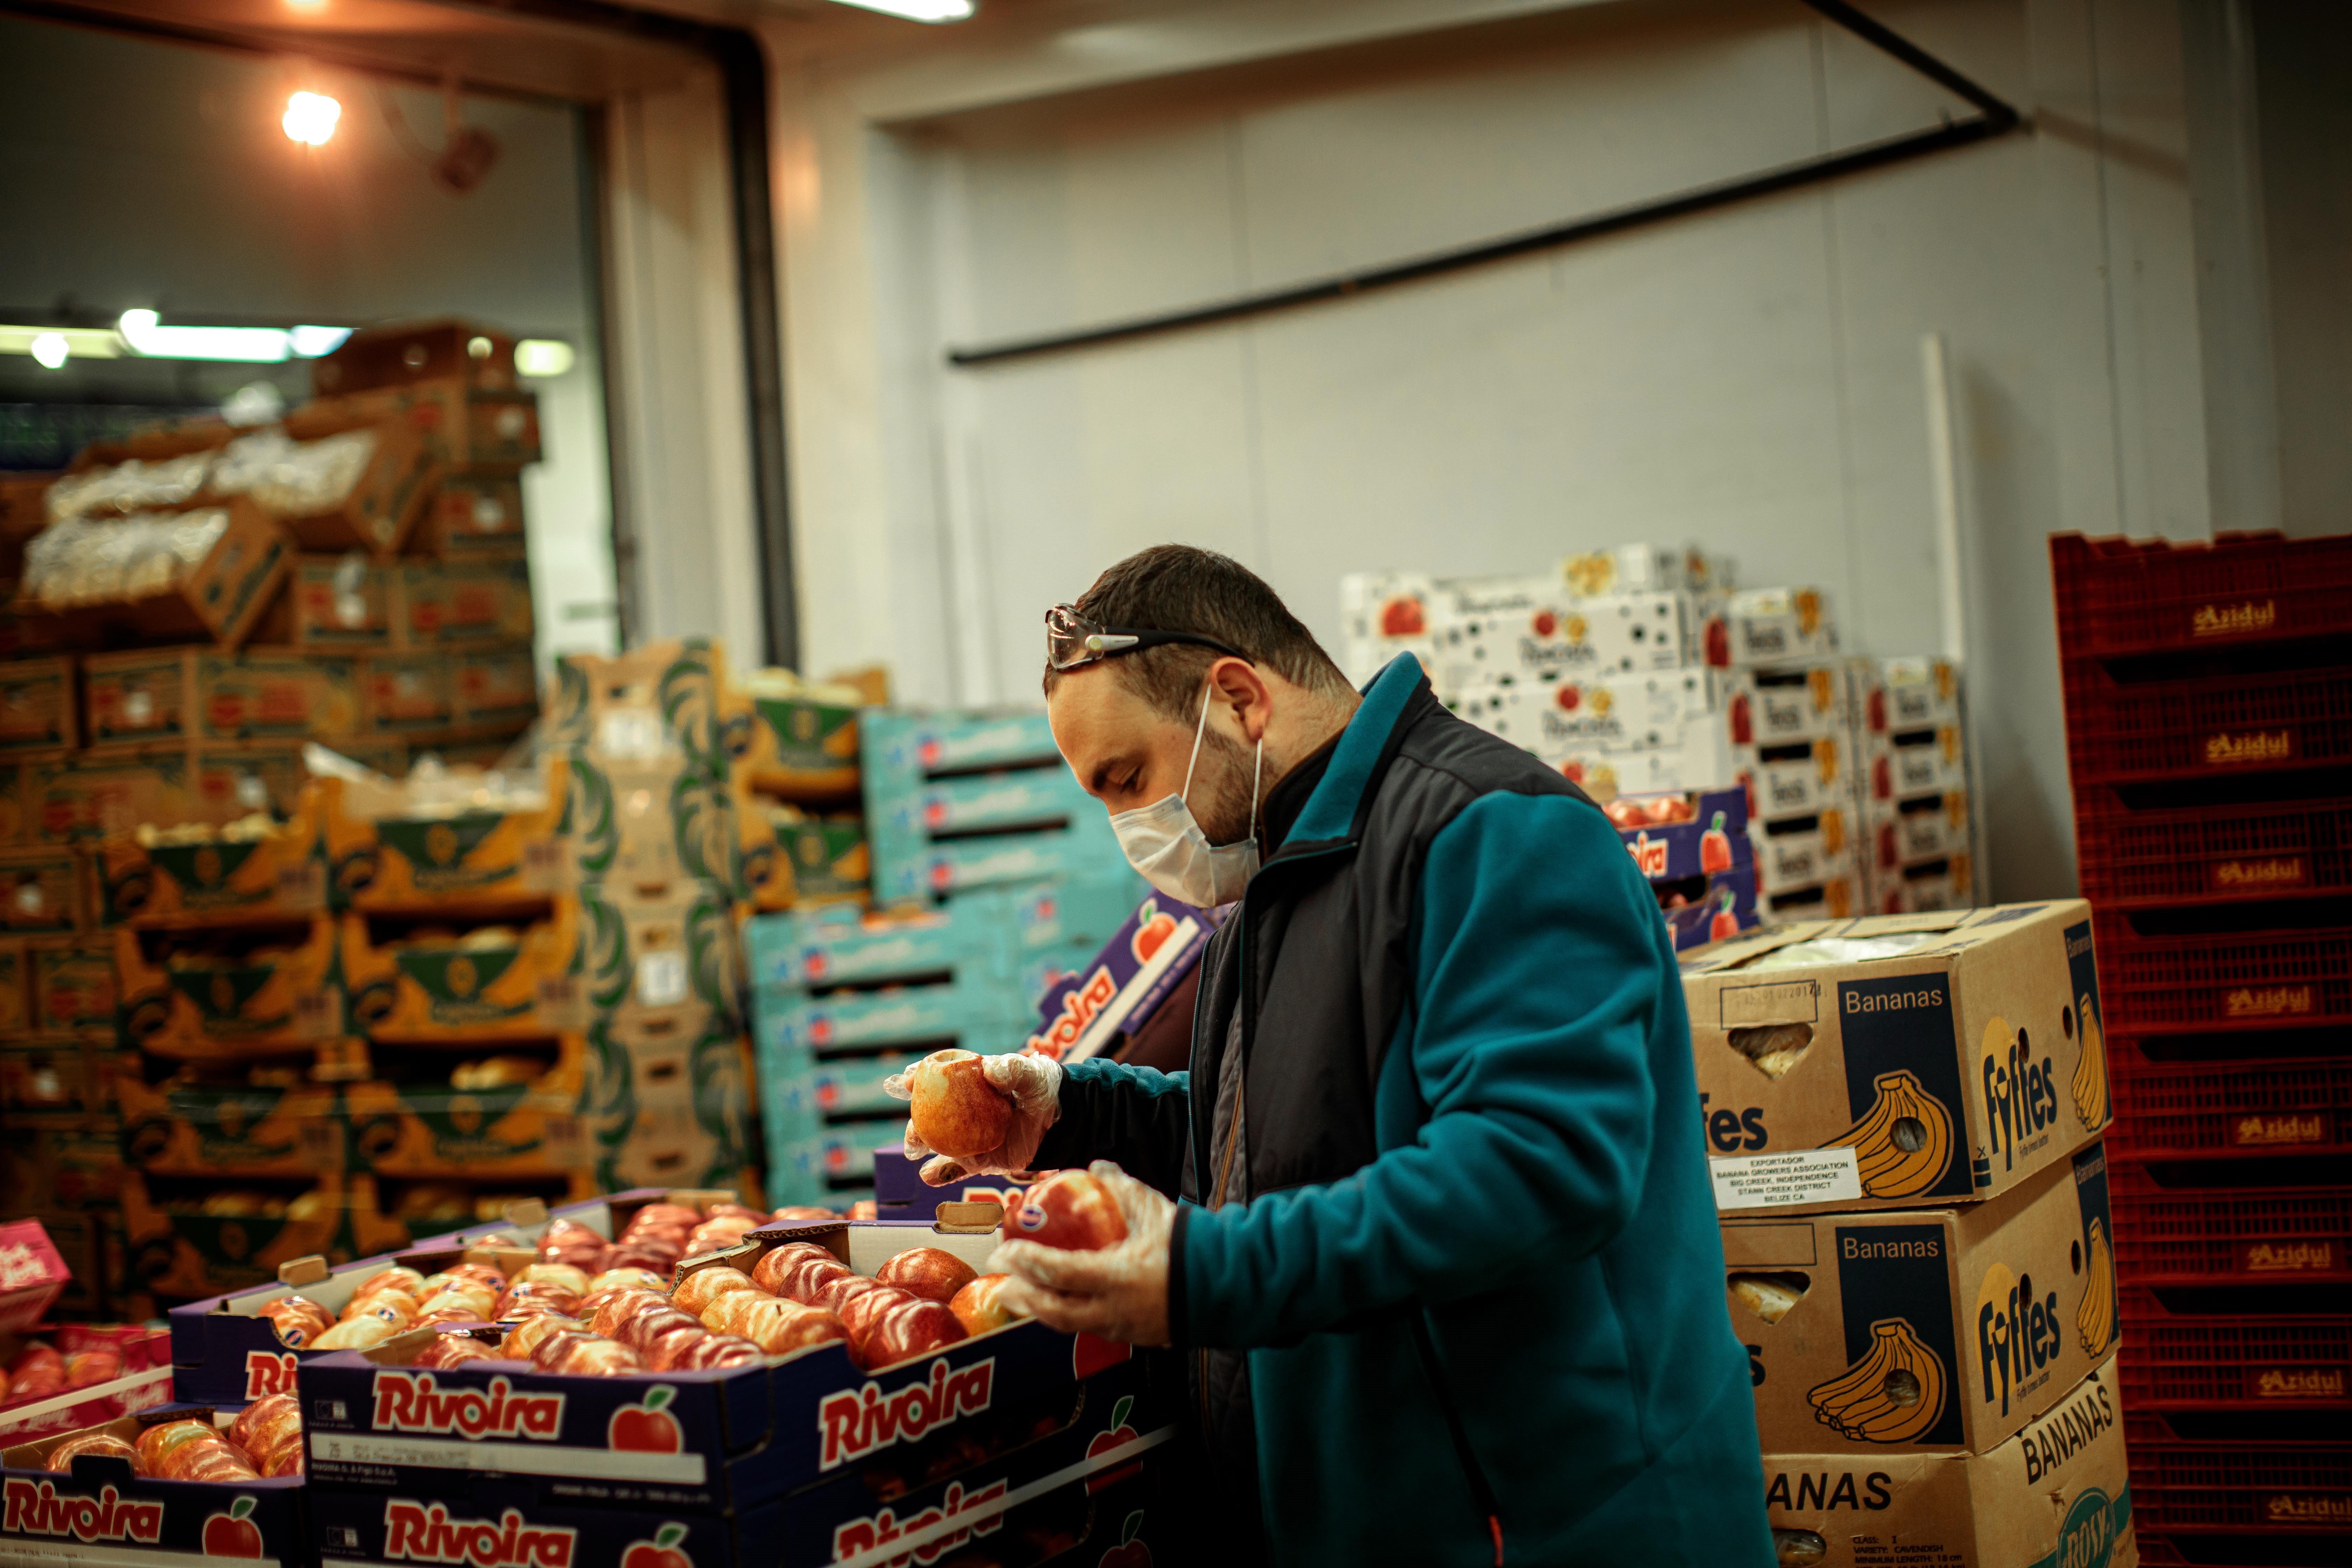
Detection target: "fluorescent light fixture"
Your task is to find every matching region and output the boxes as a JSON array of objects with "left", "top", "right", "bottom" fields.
[
  {"left": 284, "top": 90, "right": 341, "bottom": 146},
  {"left": 829, "top": 0, "right": 974, "bottom": 21},
  {"left": 29, "top": 333, "right": 69, "bottom": 369},
  {"left": 0, "top": 326, "right": 122, "bottom": 360},
  {"left": 514, "top": 339, "right": 576, "bottom": 378},
  {"left": 289, "top": 325, "right": 351, "bottom": 357},
  {"left": 118, "top": 309, "right": 288, "bottom": 363}
]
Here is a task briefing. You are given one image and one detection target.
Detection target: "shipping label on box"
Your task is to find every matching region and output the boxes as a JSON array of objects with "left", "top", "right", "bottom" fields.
[
  {"left": 116, "top": 919, "right": 343, "bottom": 1056},
  {"left": 0, "top": 658, "right": 77, "bottom": 751},
  {"left": 1683, "top": 901, "right": 2112, "bottom": 1213},
  {"left": 1728, "top": 664, "right": 1845, "bottom": 746},
  {"left": 96, "top": 816, "right": 326, "bottom": 926},
  {"left": 1455, "top": 667, "right": 1717, "bottom": 755},
  {"left": 30, "top": 941, "right": 114, "bottom": 1031},
  {"left": 419, "top": 472, "right": 527, "bottom": 559},
  {"left": 345, "top": 905, "right": 587, "bottom": 1041},
  {"left": 1762, "top": 1355, "right": 2134, "bottom": 1568},
  {"left": 120, "top": 1075, "right": 344, "bottom": 1175},
  {"left": 1727, "top": 1147, "right": 2120, "bottom": 1460},
  {"left": 0, "top": 847, "right": 84, "bottom": 936},
  {"left": 23, "top": 746, "right": 192, "bottom": 844},
  {"left": 197, "top": 650, "right": 362, "bottom": 742}
]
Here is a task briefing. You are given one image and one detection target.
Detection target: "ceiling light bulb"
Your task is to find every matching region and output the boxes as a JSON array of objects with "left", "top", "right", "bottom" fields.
[
  {"left": 284, "top": 91, "right": 341, "bottom": 146},
  {"left": 289, "top": 325, "right": 351, "bottom": 357},
  {"left": 514, "top": 339, "right": 575, "bottom": 378},
  {"left": 29, "top": 333, "right": 68, "bottom": 370},
  {"left": 829, "top": 0, "right": 975, "bottom": 21}
]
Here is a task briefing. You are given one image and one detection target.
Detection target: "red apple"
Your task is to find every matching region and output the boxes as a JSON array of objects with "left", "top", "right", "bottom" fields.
[
  {"left": 750, "top": 1243, "right": 834, "bottom": 1294},
  {"left": 608, "top": 1388, "right": 684, "bottom": 1453},
  {"left": 230, "top": 1393, "right": 300, "bottom": 1457},
  {"left": 644, "top": 1326, "right": 712, "bottom": 1371},
  {"left": 874, "top": 1247, "right": 978, "bottom": 1304},
  {"left": 868, "top": 1300, "right": 966, "bottom": 1368},
  {"left": 811, "top": 1273, "right": 887, "bottom": 1316},
  {"left": 672, "top": 1266, "right": 763, "bottom": 1317},
  {"left": 1378, "top": 596, "right": 1424, "bottom": 637},
  {"left": 778, "top": 1256, "right": 854, "bottom": 1306},
  {"left": 729, "top": 1297, "right": 847, "bottom": 1356},
  {"left": 838, "top": 1286, "right": 922, "bottom": 1369},
  {"left": 415, "top": 1334, "right": 498, "bottom": 1369},
  {"left": 589, "top": 1290, "right": 670, "bottom": 1338},
  {"left": 135, "top": 1419, "right": 219, "bottom": 1474},
  {"left": 63, "top": 1349, "right": 122, "bottom": 1388},
  {"left": 44, "top": 1432, "right": 140, "bottom": 1474},
  {"left": 677, "top": 1334, "right": 763, "bottom": 1370},
  {"left": 547, "top": 1337, "right": 643, "bottom": 1378},
  {"left": 847, "top": 1200, "right": 878, "bottom": 1222},
  {"left": 905, "top": 1048, "right": 1012, "bottom": 1159},
  {"left": 614, "top": 1306, "right": 702, "bottom": 1354},
  {"left": 947, "top": 1274, "right": 1019, "bottom": 1337},
  {"left": 768, "top": 1206, "right": 838, "bottom": 1222},
  {"left": 202, "top": 1499, "right": 266, "bottom": 1559},
  {"left": 1002, "top": 1170, "right": 1127, "bottom": 1252}
]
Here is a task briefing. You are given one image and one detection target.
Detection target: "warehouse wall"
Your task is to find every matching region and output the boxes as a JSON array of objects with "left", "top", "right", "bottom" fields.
[{"left": 766, "top": 0, "right": 2212, "bottom": 902}]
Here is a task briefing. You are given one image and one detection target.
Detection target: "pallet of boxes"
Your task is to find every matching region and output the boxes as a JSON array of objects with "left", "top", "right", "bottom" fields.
[
  {"left": 750, "top": 704, "right": 1148, "bottom": 1213},
  {"left": 0, "top": 320, "right": 560, "bottom": 1315},
  {"left": 1681, "top": 904, "right": 2133, "bottom": 1568},
  {"left": 1847, "top": 657, "right": 1974, "bottom": 916},
  {"left": 540, "top": 638, "right": 761, "bottom": 1198}
]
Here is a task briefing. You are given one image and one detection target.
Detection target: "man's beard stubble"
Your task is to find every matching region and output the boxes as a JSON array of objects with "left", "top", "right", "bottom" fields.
[{"left": 1189, "top": 723, "right": 1271, "bottom": 850}]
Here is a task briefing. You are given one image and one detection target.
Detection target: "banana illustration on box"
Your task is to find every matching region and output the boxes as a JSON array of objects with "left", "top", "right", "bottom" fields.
[
  {"left": 2076, "top": 1216, "right": 2116, "bottom": 1357},
  {"left": 1806, "top": 1317, "right": 1947, "bottom": 1444},
  {"left": 1824, "top": 1069, "right": 1953, "bottom": 1198},
  {"left": 2071, "top": 992, "right": 2109, "bottom": 1129}
]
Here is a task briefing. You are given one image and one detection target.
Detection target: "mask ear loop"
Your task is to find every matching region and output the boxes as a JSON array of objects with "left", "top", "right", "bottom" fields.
[
  {"left": 1247, "top": 735, "right": 1262, "bottom": 844},
  {"left": 1179, "top": 681, "right": 1215, "bottom": 805}
]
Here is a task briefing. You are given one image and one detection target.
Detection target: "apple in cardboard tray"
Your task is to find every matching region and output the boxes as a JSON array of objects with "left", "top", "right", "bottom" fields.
[
  {"left": 838, "top": 1286, "right": 923, "bottom": 1369},
  {"left": 750, "top": 1242, "right": 834, "bottom": 1294},
  {"left": 1002, "top": 1169, "right": 1128, "bottom": 1252},
  {"left": 614, "top": 1306, "right": 702, "bottom": 1354},
  {"left": 46, "top": 1432, "right": 142, "bottom": 1474},
  {"left": 869, "top": 1300, "right": 966, "bottom": 1368},
  {"left": 257, "top": 1295, "right": 340, "bottom": 1346},
  {"left": 230, "top": 1394, "right": 301, "bottom": 1460},
  {"left": 874, "top": 1247, "right": 978, "bottom": 1304},
  {"left": 948, "top": 1274, "right": 1020, "bottom": 1337},
  {"left": 811, "top": 1273, "right": 885, "bottom": 1315},
  {"left": 906, "top": 1048, "right": 1013, "bottom": 1159},
  {"left": 414, "top": 1332, "right": 499, "bottom": 1370},
  {"left": 671, "top": 1266, "right": 763, "bottom": 1317}
]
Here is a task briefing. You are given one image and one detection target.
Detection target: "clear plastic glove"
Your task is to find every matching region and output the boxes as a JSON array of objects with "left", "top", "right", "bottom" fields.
[
  {"left": 880, "top": 1048, "right": 1064, "bottom": 1186},
  {"left": 987, "top": 1161, "right": 1173, "bottom": 1347}
]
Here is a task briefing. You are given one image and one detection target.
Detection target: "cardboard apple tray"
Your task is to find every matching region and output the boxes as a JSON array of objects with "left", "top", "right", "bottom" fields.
[
  {"left": 295, "top": 1220, "right": 1177, "bottom": 1564},
  {"left": 1680, "top": 902, "right": 2113, "bottom": 1215},
  {"left": 1, "top": 1407, "right": 307, "bottom": 1566},
  {"left": 1726, "top": 1144, "right": 2119, "bottom": 1460},
  {"left": 164, "top": 1191, "right": 672, "bottom": 1406},
  {"left": 1763, "top": 1354, "right": 2136, "bottom": 1568}
]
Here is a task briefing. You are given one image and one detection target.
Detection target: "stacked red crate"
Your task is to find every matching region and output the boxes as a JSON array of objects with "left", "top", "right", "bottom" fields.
[{"left": 2052, "top": 530, "right": 2352, "bottom": 1568}]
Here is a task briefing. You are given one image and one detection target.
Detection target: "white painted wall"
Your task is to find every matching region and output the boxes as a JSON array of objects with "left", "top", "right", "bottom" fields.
[{"left": 765, "top": 0, "right": 2214, "bottom": 900}]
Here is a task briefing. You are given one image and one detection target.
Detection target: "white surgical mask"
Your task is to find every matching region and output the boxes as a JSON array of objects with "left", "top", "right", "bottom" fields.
[{"left": 1110, "top": 684, "right": 1262, "bottom": 908}]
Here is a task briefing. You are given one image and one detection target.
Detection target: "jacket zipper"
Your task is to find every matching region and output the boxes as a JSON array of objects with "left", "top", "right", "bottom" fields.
[{"left": 1411, "top": 1315, "right": 1506, "bottom": 1566}]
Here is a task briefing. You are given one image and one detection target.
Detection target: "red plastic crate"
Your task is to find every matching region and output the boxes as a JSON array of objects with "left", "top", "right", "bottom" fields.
[
  {"left": 2123, "top": 1419, "right": 2352, "bottom": 1534},
  {"left": 2109, "top": 1160, "right": 2352, "bottom": 1283},
  {"left": 2053, "top": 531, "right": 2352, "bottom": 660},
  {"left": 2093, "top": 913, "right": 2352, "bottom": 1036},
  {"left": 2061, "top": 659, "right": 2352, "bottom": 786},
  {"left": 2116, "top": 1285, "right": 2351, "bottom": 1408},
  {"left": 2108, "top": 1059, "right": 2352, "bottom": 1159},
  {"left": 2074, "top": 792, "right": 2352, "bottom": 908},
  {"left": 2135, "top": 1528, "right": 2352, "bottom": 1568}
]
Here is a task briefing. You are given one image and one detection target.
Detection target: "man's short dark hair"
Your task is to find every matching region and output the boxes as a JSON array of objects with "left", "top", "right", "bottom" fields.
[{"left": 1045, "top": 545, "right": 1352, "bottom": 720}]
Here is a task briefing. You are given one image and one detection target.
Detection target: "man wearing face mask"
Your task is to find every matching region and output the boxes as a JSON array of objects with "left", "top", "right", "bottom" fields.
[{"left": 887, "top": 546, "right": 1771, "bottom": 1568}]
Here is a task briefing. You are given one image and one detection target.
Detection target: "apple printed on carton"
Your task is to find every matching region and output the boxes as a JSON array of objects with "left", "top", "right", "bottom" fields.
[
  {"left": 1028, "top": 894, "right": 1218, "bottom": 1063},
  {"left": 1085, "top": 1395, "right": 1142, "bottom": 1494},
  {"left": 620, "top": 1521, "right": 691, "bottom": 1568},
  {"left": 1099, "top": 1511, "right": 1152, "bottom": 1568},
  {"left": 608, "top": 1388, "right": 682, "bottom": 1454},
  {"left": 202, "top": 1495, "right": 264, "bottom": 1558}
]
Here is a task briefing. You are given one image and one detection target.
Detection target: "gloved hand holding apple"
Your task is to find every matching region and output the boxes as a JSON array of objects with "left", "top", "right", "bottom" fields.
[
  {"left": 884, "top": 1046, "right": 1064, "bottom": 1186},
  {"left": 988, "top": 1162, "right": 1174, "bottom": 1348}
]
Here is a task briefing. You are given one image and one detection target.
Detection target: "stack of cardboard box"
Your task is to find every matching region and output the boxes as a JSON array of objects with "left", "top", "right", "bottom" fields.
[
  {"left": 1680, "top": 904, "right": 2133, "bottom": 1568},
  {"left": 1847, "top": 657, "right": 1973, "bottom": 915}
]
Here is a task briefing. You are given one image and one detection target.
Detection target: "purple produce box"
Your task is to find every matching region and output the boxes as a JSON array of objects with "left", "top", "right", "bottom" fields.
[
  {"left": 1026, "top": 893, "right": 1221, "bottom": 1063},
  {"left": 1662, "top": 866, "right": 1759, "bottom": 952},
  {"left": 1616, "top": 786, "right": 1748, "bottom": 883}
]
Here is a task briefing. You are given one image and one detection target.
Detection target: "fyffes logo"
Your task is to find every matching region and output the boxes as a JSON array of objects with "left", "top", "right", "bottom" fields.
[
  {"left": 817, "top": 1357, "right": 996, "bottom": 1470},
  {"left": 446, "top": 956, "right": 480, "bottom": 999},
  {"left": 245, "top": 1349, "right": 302, "bottom": 1399},
  {"left": 372, "top": 1371, "right": 568, "bottom": 1442},
  {"left": 1696, "top": 1092, "right": 1767, "bottom": 1154},
  {"left": 426, "top": 823, "right": 461, "bottom": 866},
  {"left": 2, "top": 1481, "right": 165, "bottom": 1545},
  {"left": 1975, "top": 1262, "right": 2063, "bottom": 1416},
  {"left": 383, "top": 1500, "right": 576, "bottom": 1568},
  {"left": 2054, "top": 1488, "right": 2118, "bottom": 1568},
  {"left": 1979, "top": 1017, "right": 2060, "bottom": 1172}
]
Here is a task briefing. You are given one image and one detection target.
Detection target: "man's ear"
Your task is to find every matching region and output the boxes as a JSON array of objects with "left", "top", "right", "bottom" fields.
[{"left": 1207, "top": 657, "right": 1272, "bottom": 743}]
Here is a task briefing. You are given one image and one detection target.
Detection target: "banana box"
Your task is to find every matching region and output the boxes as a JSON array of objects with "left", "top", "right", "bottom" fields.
[
  {"left": 82, "top": 649, "right": 197, "bottom": 746},
  {"left": 119, "top": 1074, "right": 344, "bottom": 1175},
  {"left": 318, "top": 758, "right": 570, "bottom": 909},
  {"left": 287, "top": 376, "right": 539, "bottom": 471},
  {"left": 575, "top": 878, "right": 741, "bottom": 1049},
  {"left": 189, "top": 738, "right": 405, "bottom": 824},
  {"left": 770, "top": 816, "right": 868, "bottom": 909},
  {"left": 342, "top": 1041, "right": 589, "bottom": 1176},
  {"left": 437, "top": 559, "right": 536, "bottom": 645},
  {"left": 344, "top": 903, "right": 588, "bottom": 1041},
  {"left": 1728, "top": 1146, "right": 2121, "bottom": 1463},
  {"left": 115, "top": 920, "right": 344, "bottom": 1057},
  {"left": 120, "top": 1171, "right": 409, "bottom": 1301},
  {"left": 96, "top": 815, "right": 326, "bottom": 926},
  {"left": 29, "top": 940, "right": 115, "bottom": 1030},
  {"left": 0, "top": 1035, "right": 117, "bottom": 1122},
  {"left": 0, "top": 846, "right": 86, "bottom": 935},
  {"left": 545, "top": 637, "right": 733, "bottom": 777},
  {"left": 1681, "top": 901, "right": 2111, "bottom": 1215},
  {"left": 259, "top": 551, "right": 395, "bottom": 648},
  {"left": 561, "top": 749, "right": 741, "bottom": 892},
  {"left": 21, "top": 746, "right": 195, "bottom": 843},
  {"left": 582, "top": 1025, "right": 756, "bottom": 1193},
  {"left": 724, "top": 688, "right": 862, "bottom": 798},
  {"left": 1761, "top": 1367, "right": 2137, "bottom": 1568}
]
